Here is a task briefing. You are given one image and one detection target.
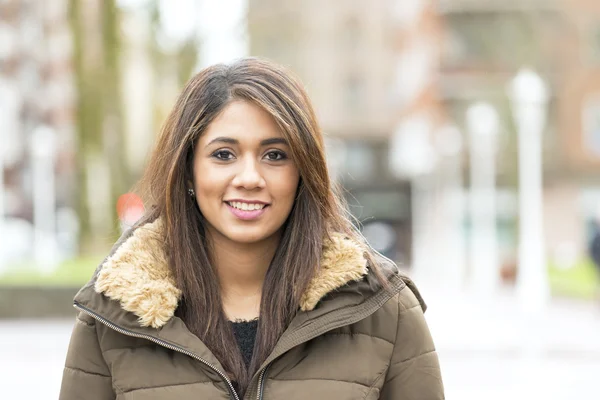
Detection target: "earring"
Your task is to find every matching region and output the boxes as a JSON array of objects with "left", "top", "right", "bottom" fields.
[{"left": 188, "top": 188, "right": 195, "bottom": 197}]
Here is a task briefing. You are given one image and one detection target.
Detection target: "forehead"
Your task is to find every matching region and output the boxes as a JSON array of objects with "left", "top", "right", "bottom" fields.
[{"left": 200, "top": 100, "right": 284, "bottom": 144}]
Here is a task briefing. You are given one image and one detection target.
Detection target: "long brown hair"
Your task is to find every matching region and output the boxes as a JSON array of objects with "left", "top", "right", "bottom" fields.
[{"left": 136, "top": 57, "right": 385, "bottom": 395}]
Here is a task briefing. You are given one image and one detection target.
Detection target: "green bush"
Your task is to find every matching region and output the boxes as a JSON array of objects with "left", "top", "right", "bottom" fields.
[
  {"left": 0, "top": 256, "right": 101, "bottom": 286},
  {"left": 548, "top": 258, "right": 599, "bottom": 300}
]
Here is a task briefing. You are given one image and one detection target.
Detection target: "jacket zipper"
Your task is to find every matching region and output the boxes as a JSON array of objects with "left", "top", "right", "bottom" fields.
[
  {"left": 252, "top": 274, "right": 406, "bottom": 400},
  {"left": 73, "top": 302, "right": 240, "bottom": 400},
  {"left": 256, "top": 364, "right": 270, "bottom": 400},
  {"left": 74, "top": 274, "right": 406, "bottom": 400}
]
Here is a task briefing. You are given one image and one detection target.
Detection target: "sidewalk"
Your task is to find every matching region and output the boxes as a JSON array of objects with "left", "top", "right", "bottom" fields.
[
  {"left": 419, "top": 285, "right": 600, "bottom": 400},
  {"left": 422, "top": 285, "right": 600, "bottom": 355}
]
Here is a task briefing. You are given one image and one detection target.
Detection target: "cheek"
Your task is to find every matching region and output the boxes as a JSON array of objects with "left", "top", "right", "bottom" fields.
[
  {"left": 275, "top": 169, "right": 300, "bottom": 202},
  {"left": 194, "top": 165, "right": 228, "bottom": 199}
]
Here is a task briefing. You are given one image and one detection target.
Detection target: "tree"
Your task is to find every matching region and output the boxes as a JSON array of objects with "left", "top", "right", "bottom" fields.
[{"left": 69, "top": 0, "right": 130, "bottom": 252}]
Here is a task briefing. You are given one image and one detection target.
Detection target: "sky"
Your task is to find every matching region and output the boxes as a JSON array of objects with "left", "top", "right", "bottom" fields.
[{"left": 117, "top": 0, "right": 248, "bottom": 70}]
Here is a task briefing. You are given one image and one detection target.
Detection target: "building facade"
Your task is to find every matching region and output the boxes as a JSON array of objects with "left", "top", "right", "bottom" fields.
[{"left": 440, "top": 0, "right": 600, "bottom": 272}]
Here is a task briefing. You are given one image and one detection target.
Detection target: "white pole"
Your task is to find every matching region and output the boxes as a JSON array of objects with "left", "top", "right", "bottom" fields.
[
  {"left": 509, "top": 69, "right": 550, "bottom": 314},
  {"left": 466, "top": 102, "right": 500, "bottom": 297},
  {"left": 436, "top": 125, "right": 466, "bottom": 290},
  {"left": 410, "top": 175, "right": 432, "bottom": 277},
  {"left": 389, "top": 115, "right": 437, "bottom": 281},
  {"left": 30, "top": 125, "right": 59, "bottom": 273}
]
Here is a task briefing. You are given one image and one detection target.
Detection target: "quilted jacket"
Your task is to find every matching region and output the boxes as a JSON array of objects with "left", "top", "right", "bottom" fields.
[{"left": 59, "top": 218, "right": 444, "bottom": 399}]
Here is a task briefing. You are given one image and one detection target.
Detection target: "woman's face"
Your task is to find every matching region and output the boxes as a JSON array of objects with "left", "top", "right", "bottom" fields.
[{"left": 193, "top": 100, "right": 300, "bottom": 245}]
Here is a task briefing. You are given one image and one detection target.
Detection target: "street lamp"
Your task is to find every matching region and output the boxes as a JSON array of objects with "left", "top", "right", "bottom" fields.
[
  {"left": 390, "top": 114, "right": 438, "bottom": 281},
  {"left": 434, "top": 124, "right": 467, "bottom": 291},
  {"left": 508, "top": 68, "right": 550, "bottom": 313},
  {"left": 466, "top": 102, "right": 500, "bottom": 297}
]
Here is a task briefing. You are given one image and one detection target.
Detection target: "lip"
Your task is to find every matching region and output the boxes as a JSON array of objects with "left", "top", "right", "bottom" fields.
[
  {"left": 224, "top": 199, "right": 270, "bottom": 205},
  {"left": 224, "top": 201, "right": 269, "bottom": 221}
]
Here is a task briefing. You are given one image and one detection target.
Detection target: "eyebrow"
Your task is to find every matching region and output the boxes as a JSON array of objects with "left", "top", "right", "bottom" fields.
[{"left": 205, "top": 136, "right": 288, "bottom": 148}]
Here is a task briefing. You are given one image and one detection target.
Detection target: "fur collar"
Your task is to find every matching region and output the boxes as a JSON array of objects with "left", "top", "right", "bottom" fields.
[{"left": 94, "top": 218, "right": 369, "bottom": 329}]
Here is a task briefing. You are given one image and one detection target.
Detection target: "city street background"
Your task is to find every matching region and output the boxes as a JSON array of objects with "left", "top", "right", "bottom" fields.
[{"left": 2, "top": 0, "right": 600, "bottom": 399}]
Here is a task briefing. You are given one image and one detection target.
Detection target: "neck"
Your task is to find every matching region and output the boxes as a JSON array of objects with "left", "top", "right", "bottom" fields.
[{"left": 207, "top": 227, "right": 281, "bottom": 320}]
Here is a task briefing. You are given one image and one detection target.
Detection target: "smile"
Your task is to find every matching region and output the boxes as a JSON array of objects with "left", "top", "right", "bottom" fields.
[
  {"left": 226, "top": 201, "right": 266, "bottom": 211},
  {"left": 225, "top": 201, "right": 270, "bottom": 221}
]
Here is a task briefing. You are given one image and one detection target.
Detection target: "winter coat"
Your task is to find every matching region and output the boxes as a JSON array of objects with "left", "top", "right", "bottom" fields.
[{"left": 59, "top": 218, "right": 444, "bottom": 400}]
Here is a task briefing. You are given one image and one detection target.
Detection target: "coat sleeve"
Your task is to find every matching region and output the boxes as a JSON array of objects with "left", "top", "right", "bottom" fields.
[
  {"left": 59, "top": 312, "right": 115, "bottom": 400},
  {"left": 379, "top": 288, "right": 444, "bottom": 400}
]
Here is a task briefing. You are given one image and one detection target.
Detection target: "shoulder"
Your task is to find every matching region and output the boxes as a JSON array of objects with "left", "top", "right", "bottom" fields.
[
  {"left": 364, "top": 252, "right": 427, "bottom": 313},
  {"left": 367, "top": 256, "right": 428, "bottom": 317},
  {"left": 381, "top": 276, "right": 426, "bottom": 318},
  {"left": 396, "top": 274, "right": 427, "bottom": 314},
  {"left": 351, "top": 272, "right": 428, "bottom": 341}
]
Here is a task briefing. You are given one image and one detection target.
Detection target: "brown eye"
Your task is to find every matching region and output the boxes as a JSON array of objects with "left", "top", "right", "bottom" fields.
[
  {"left": 212, "top": 150, "right": 235, "bottom": 160},
  {"left": 264, "top": 150, "right": 287, "bottom": 161}
]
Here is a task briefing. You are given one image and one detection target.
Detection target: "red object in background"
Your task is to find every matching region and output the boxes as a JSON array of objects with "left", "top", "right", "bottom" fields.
[{"left": 117, "top": 193, "right": 145, "bottom": 227}]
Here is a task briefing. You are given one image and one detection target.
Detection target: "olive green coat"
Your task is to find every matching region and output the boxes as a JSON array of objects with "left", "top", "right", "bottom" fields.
[{"left": 59, "top": 219, "right": 444, "bottom": 399}]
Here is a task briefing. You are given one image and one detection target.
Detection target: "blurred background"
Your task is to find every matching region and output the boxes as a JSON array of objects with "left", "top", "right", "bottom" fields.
[{"left": 1, "top": 0, "right": 600, "bottom": 398}]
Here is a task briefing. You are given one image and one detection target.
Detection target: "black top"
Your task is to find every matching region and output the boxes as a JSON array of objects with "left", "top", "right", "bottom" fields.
[{"left": 231, "top": 319, "right": 258, "bottom": 369}]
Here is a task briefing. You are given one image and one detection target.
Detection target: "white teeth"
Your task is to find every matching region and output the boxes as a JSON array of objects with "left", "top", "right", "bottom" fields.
[{"left": 229, "top": 202, "right": 265, "bottom": 211}]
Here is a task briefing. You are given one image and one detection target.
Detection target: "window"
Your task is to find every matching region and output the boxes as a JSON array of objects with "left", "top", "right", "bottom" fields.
[
  {"left": 582, "top": 95, "right": 600, "bottom": 158},
  {"left": 442, "top": 17, "right": 488, "bottom": 66},
  {"left": 442, "top": 14, "right": 534, "bottom": 68}
]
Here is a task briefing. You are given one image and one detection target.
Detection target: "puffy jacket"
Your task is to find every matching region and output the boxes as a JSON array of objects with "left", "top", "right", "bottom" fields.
[{"left": 59, "top": 219, "right": 444, "bottom": 399}]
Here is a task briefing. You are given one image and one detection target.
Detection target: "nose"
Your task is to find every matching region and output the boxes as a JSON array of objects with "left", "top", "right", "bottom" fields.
[{"left": 231, "top": 156, "right": 266, "bottom": 189}]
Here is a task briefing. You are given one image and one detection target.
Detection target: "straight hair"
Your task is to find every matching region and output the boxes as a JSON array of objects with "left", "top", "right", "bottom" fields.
[{"left": 135, "top": 57, "right": 387, "bottom": 397}]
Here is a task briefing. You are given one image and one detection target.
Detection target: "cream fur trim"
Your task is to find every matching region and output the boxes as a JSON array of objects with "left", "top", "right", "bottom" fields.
[
  {"left": 95, "top": 219, "right": 367, "bottom": 328},
  {"left": 298, "top": 233, "right": 369, "bottom": 311},
  {"left": 94, "top": 219, "right": 181, "bottom": 328}
]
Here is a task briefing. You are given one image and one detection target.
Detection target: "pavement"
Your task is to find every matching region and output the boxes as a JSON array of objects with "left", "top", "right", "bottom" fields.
[
  {"left": 0, "top": 318, "right": 73, "bottom": 399},
  {"left": 1, "top": 289, "right": 599, "bottom": 399},
  {"left": 423, "top": 286, "right": 600, "bottom": 400}
]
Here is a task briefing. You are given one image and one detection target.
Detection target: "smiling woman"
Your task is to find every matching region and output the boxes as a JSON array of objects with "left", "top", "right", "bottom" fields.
[
  {"left": 59, "top": 58, "right": 444, "bottom": 400},
  {"left": 194, "top": 100, "right": 300, "bottom": 245}
]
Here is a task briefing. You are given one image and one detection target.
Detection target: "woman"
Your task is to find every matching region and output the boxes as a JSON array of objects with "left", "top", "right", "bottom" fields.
[{"left": 60, "top": 58, "right": 444, "bottom": 399}]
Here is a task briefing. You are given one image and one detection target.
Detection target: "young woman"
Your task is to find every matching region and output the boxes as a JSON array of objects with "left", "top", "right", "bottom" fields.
[{"left": 59, "top": 58, "right": 444, "bottom": 400}]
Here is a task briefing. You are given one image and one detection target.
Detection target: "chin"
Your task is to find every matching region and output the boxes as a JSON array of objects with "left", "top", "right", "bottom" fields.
[{"left": 223, "top": 228, "right": 275, "bottom": 245}]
